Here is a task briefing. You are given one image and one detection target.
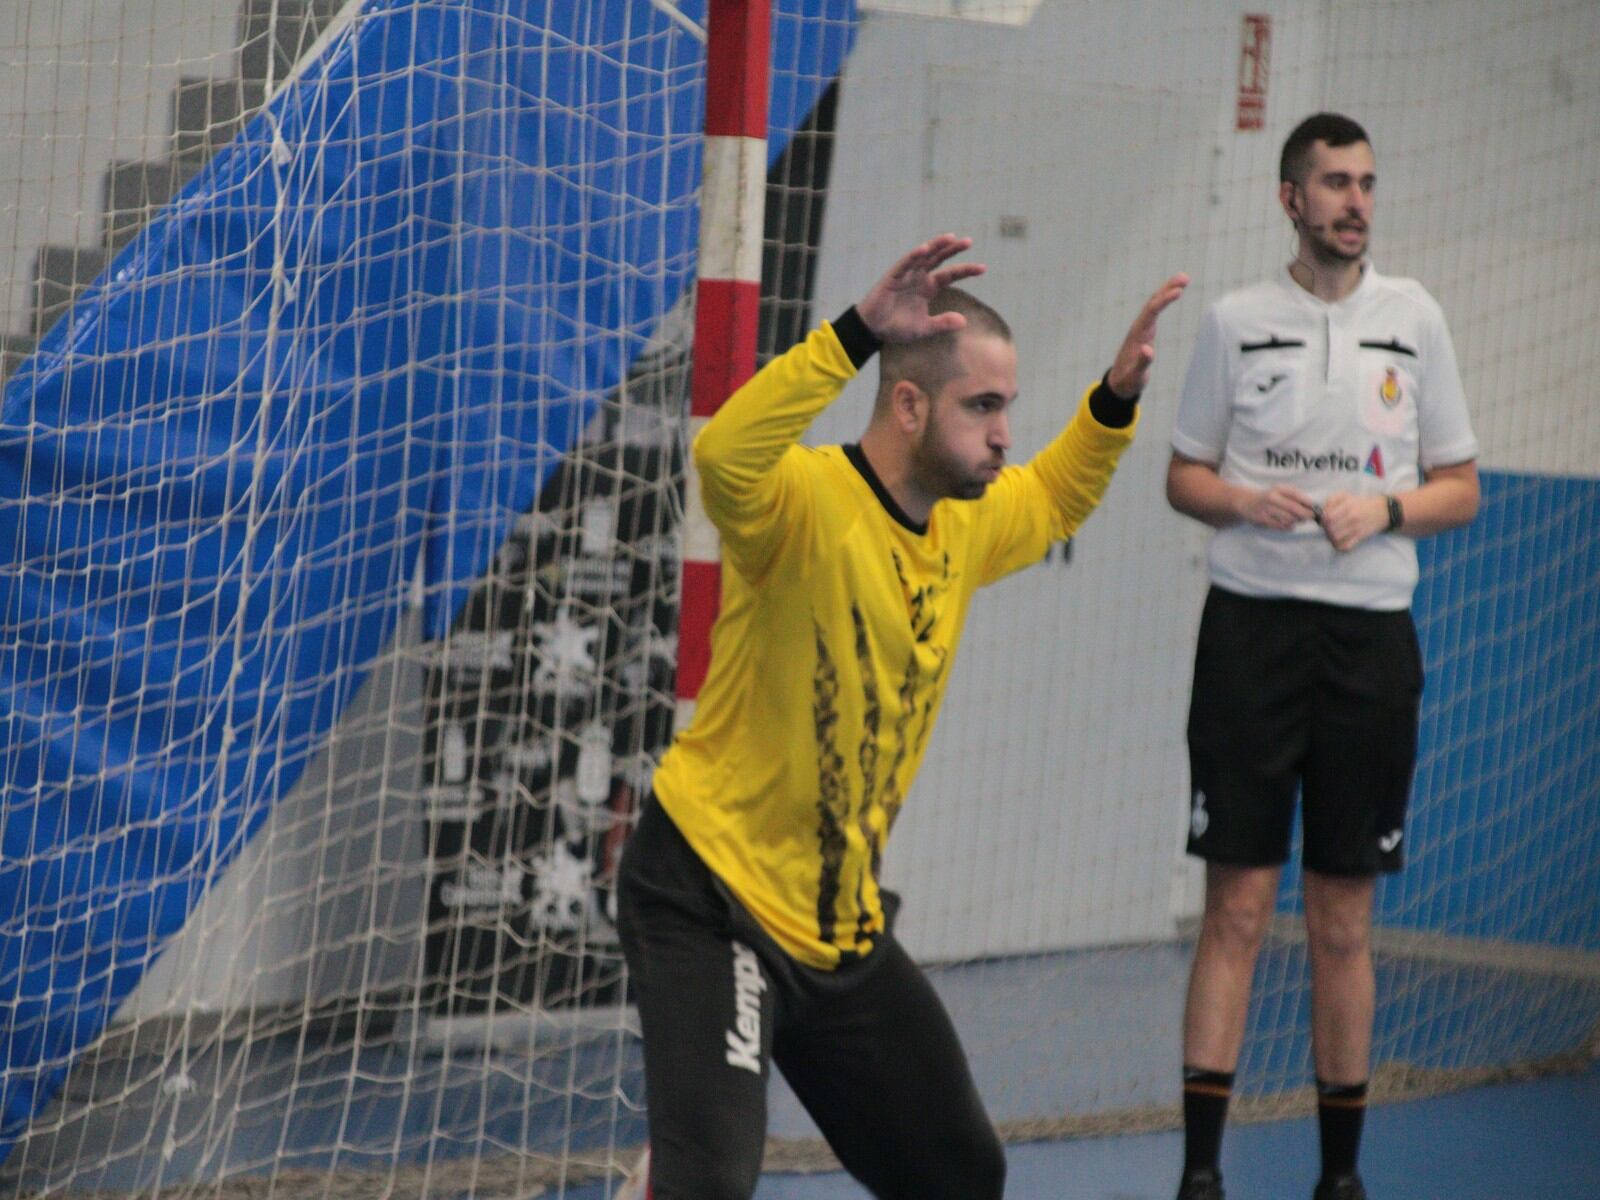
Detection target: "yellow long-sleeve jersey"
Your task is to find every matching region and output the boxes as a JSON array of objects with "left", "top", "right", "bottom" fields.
[{"left": 652, "top": 316, "right": 1139, "bottom": 968}]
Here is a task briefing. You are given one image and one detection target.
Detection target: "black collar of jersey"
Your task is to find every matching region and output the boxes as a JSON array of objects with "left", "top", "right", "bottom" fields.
[{"left": 842, "top": 443, "right": 929, "bottom": 536}]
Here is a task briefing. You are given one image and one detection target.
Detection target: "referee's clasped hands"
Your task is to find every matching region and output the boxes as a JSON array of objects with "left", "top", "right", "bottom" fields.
[
  {"left": 1317, "top": 492, "right": 1393, "bottom": 552},
  {"left": 1238, "top": 484, "right": 1389, "bottom": 551},
  {"left": 1238, "top": 484, "right": 1318, "bottom": 532}
]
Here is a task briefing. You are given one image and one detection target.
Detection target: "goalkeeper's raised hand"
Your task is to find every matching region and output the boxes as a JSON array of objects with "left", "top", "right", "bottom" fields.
[{"left": 856, "top": 234, "right": 987, "bottom": 344}]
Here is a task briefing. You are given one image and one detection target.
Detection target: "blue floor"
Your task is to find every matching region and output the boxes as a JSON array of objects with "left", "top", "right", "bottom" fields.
[
  {"left": 753, "top": 1064, "right": 1600, "bottom": 1200},
  {"left": 9, "top": 939, "right": 1595, "bottom": 1196}
]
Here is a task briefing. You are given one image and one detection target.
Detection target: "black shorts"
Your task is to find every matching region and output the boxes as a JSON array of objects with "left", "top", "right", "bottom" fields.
[
  {"left": 1185, "top": 586, "right": 1424, "bottom": 876},
  {"left": 616, "top": 797, "right": 1004, "bottom": 1200}
]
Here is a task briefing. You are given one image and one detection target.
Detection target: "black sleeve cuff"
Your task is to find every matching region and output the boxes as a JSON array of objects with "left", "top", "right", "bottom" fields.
[
  {"left": 1088, "top": 371, "right": 1139, "bottom": 428},
  {"left": 832, "top": 306, "right": 882, "bottom": 370}
]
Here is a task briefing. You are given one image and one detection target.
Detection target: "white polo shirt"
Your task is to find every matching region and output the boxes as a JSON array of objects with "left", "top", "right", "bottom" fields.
[{"left": 1173, "top": 264, "right": 1479, "bottom": 611}]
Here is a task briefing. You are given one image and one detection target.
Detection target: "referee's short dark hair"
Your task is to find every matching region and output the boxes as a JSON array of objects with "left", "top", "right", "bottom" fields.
[{"left": 1280, "top": 113, "right": 1371, "bottom": 184}]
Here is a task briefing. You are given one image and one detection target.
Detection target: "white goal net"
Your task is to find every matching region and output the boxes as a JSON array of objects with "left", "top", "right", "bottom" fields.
[{"left": 0, "top": 2, "right": 1594, "bottom": 1197}]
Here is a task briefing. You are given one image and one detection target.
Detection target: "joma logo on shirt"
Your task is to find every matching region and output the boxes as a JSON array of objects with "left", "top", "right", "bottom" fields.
[
  {"left": 1264, "top": 447, "right": 1361, "bottom": 472},
  {"left": 725, "top": 941, "right": 766, "bottom": 1074}
]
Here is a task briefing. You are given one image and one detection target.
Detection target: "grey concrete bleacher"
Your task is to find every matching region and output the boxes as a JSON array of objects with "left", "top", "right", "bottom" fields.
[{"left": 4, "top": 0, "right": 343, "bottom": 380}]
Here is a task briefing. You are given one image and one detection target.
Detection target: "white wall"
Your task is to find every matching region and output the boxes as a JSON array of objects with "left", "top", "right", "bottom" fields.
[{"left": 809, "top": 0, "right": 1600, "bottom": 961}]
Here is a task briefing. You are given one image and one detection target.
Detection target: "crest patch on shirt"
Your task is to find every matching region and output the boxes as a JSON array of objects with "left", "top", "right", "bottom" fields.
[{"left": 1379, "top": 366, "right": 1402, "bottom": 408}]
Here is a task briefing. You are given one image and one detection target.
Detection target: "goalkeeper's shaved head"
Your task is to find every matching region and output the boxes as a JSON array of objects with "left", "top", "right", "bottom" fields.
[{"left": 875, "top": 288, "right": 1012, "bottom": 410}]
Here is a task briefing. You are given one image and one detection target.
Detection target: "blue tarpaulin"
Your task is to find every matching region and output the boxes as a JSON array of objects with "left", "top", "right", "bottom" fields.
[{"left": 0, "top": 0, "right": 854, "bottom": 1151}]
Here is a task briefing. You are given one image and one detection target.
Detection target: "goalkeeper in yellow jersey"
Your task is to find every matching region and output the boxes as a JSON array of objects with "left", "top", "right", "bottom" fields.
[{"left": 617, "top": 235, "right": 1187, "bottom": 1200}]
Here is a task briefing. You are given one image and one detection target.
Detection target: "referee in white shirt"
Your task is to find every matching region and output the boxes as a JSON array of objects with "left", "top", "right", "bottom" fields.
[{"left": 1166, "top": 113, "right": 1481, "bottom": 1200}]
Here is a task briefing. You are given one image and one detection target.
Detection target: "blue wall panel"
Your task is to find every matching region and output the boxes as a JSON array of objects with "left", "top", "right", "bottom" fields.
[{"left": 1277, "top": 469, "right": 1600, "bottom": 954}]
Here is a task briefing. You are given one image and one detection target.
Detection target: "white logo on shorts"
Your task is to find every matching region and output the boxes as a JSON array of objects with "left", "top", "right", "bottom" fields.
[
  {"left": 1190, "top": 790, "right": 1210, "bottom": 839},
  {"left": 724, "top": 941, "right": 766, "bottom": 1075},
  {"left": 1378, "top": 829, "right": 1403, "bottom": 853}
]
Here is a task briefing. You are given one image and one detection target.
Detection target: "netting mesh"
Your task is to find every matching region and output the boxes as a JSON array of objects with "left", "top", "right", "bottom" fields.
[{"left": 0, "top": 2, "right": 1595, "bottom": 1197}]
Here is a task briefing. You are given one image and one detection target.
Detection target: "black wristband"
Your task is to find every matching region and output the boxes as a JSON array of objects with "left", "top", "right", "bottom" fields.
[
  {"left": 1088, "top": 371, "right": 1139, "bottom": 429},
  {"left": 831, "top": 306, "right": 882, "bottom": 370},
  {"left": 1385, "top": 494, "right": 1404, "bottom": 532}
]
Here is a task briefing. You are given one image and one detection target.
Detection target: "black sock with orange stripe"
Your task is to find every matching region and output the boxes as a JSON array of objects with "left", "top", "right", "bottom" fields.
[
  {"left": 1182, "top": 1065, "right": 1235, "bottom": 1174},
  {"left": 1315, "top": 1078, "right": 1369, "bottom": 1179}
]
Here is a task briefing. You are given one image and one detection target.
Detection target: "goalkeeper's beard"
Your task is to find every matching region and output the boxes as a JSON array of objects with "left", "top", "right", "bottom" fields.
[{"left": 913, "top": 409, "right": 1001, "bottom": 502}]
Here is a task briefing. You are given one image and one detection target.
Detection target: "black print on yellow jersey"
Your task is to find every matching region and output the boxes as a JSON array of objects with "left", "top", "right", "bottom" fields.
[{"left": 812, "top": 620, "right": 849, "bottom": 947}]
